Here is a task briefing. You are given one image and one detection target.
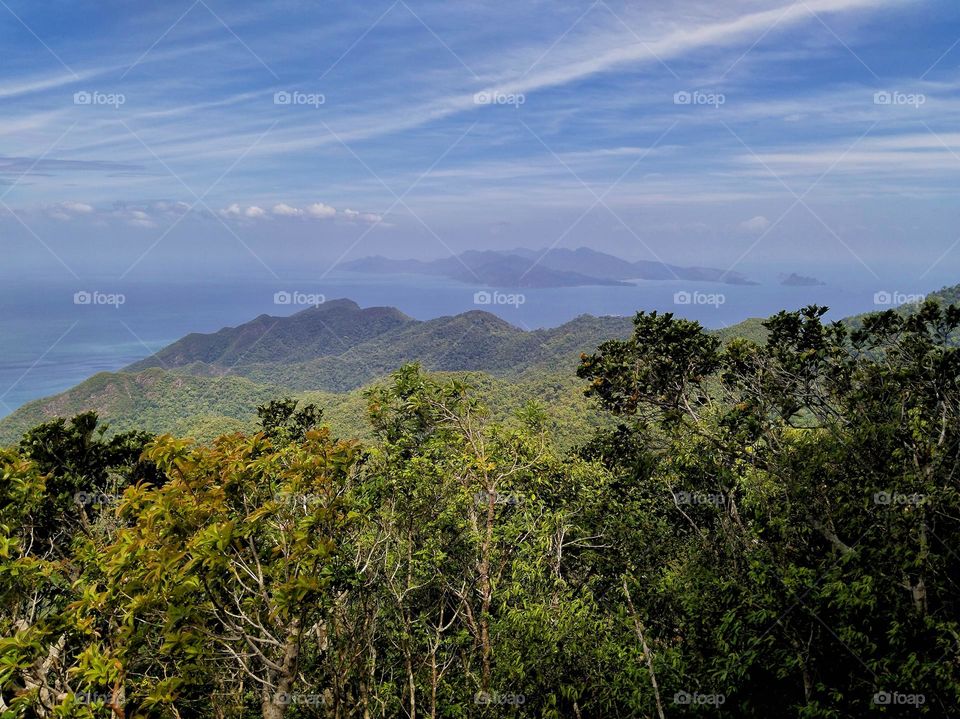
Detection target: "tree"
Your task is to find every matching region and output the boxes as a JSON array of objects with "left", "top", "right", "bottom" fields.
[
  {"left": 0, "top": 413, "right": 155, "bottom": 717},
  {"left": 98, "top": 428, "right": 359, "bottom": 718},
  {"left": 256, "top": 399, "right": 323, "bottom": 446},
  {"left": 341, "top": 365, "right": 629, "bottom": 718},
  {"left": 577, "top": 303, "right": 960, "bottom": 716}
]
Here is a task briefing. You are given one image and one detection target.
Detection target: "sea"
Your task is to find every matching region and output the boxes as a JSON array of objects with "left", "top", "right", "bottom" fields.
[{"left": 0, "top": 270, "right": 949, "bottom": 418}]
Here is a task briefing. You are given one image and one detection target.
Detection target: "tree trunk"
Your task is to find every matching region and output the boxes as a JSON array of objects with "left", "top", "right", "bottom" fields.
[
  {"left": 405, "top": 652, "right": 417, "bottom": 719},
  {"left": 478, "top": 485, "right": 496, "bottom": 691},
  {"left": 261, "top": 618, "right": 301, "bottom": 719},
  {"left": 622, "top": 578, "right": 665, "bottom": 719}
]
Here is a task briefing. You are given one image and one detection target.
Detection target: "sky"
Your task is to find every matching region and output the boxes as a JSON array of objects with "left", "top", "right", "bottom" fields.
[{"left": 2, "top": 0, "right": 960, "bottom": 287}]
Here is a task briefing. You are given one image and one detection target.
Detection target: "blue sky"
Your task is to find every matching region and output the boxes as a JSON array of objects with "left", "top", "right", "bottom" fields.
[{"left": 2, "top": 0, "right": 960, "bottom": 285}]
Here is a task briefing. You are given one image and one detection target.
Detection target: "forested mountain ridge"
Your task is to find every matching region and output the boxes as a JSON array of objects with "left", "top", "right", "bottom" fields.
[
  {"left": 126, "top": 299, "right": 637, "bottom": 379},
  {"left": 127, "top": 299, "right": 414, "bottom": 371},
  {"left": 2, "top": 284, "right": 955, "bottom": 447},
  {"left": 0, "top": 367, "right": 610, "bottom": 448},
  {"left": 0, "top": 305, "right": 639, "bottom": 444}
]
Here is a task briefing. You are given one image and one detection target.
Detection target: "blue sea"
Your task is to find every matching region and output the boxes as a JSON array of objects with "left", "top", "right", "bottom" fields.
[{"left": 0, "top": 270, "right": 949, "bottom": 418}]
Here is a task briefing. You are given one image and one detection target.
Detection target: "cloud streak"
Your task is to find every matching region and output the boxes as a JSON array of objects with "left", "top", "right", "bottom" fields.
[{"left": 0, "top": 0, "right": 952, "bottom": 274}]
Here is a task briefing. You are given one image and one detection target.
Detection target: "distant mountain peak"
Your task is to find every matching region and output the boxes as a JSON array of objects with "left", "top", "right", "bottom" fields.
[
  {"left": 126, "top": 298, "right": 414, "bottom": 372},
  {"left": 305, "top": 297, "right": 360, "bottom": 310}
]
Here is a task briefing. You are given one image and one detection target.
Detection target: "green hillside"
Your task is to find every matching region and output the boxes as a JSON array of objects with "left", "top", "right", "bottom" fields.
[
  {"left": 0, "top": 305, "right": 635, "bottom": 445},
  {"left": 127, "top": 299, "right": 414, "bottom": 371},
  {"left": 0, "top": 293, "right": 944, "bottom": 447},
  {"left": 0, "top": 366, "right": 614, "bottom": 449},
  {"left": 129, "top": 301, "right": 637, "bottom": 387},
  {"left": 841, "top": 282, "right": 960, "bottom": 331},
  {"left": 0, "top": 369, "right": 283, "bottom": 444}
]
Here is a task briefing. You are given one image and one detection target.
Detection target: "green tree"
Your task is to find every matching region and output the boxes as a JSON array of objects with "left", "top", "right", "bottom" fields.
[
  {"left": 256, "top": 398, "right": 323, "bottom": 446},
  {"left": 94, "top": 428, "right": 360, "bottom": 718},
  {"left": 577, "top": 304, "right": 960, "bottom": 717},
  {"left": 0, "top": 413, "right": 154, "bottom": 717}
]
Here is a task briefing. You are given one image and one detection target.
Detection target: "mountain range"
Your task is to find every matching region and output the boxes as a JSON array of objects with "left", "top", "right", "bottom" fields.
[
  {"left": 0, "top": 299, "right": 646, "bottom": 444},
  {"left": 4, "top": 283, "right": 954, "bottom": 447},
  {"left": 342, "top": 247, "right": 757, "bottom": 288},
  {"left": 124, "top": 299, "right": 639, "bottom": 387}
]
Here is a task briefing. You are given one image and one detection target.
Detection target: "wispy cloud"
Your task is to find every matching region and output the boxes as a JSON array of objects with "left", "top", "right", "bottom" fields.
[{"left": 0, "top": 0, "right": 954, "bottom": 273}]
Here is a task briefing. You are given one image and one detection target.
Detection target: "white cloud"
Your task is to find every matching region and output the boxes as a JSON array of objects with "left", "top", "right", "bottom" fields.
[
  {"left": 0, "top": 0, "right": 909, "bottom": 223},
  {"left": 0, "top": 68, "right": 104, "bottom": 101},
  {"left": 33, "top": 198, "right": 392, "bottom": 229},
  {"left": 216, "top": 201, "right": 351, "bottom": 221},
  {"left": 167, "top": 0, "right": 902, "bottom": 165},
  {"left": 495, "top": 0, "right": 905, "bottom": 104},
  {"left": 306, "top": 202, "right": 336, "bottom": 219},
  {"left": 217, "top": 204, "right": 268, "bottom": 220},
  {"left": 739, "top": 215, "right": 771, "bottom": 233},
  {"left": 272, "top": 203, "right": 303, "bottom": 217},
  {"left": 61, "top": 201, "right": 94, "bottom": 214},
  {"left": 127, "top": 209, "right": 157, "bottom": 228},
  {"left": 220, "top": 203, "right": 243, "bottom": 217},
  {"left": 152, "top": 200, "right": 191, "bottom": 215},
  {"left": 48, "top": 201, "right": 95, "bottom": 220},
  {"left": 342, "top": 208, "right": 383, "bottom": 224},
  {"left": 107, "top": 205, "right": 161, "bottom": 227}
]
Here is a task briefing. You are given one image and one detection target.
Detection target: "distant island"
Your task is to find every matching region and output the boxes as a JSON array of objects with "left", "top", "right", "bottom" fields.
[
  {"left": 780, "top": 272, "right": 826, "bottom": 287},
  {"left": 342, "top": 247, "right": 758, "bottom": 288}
]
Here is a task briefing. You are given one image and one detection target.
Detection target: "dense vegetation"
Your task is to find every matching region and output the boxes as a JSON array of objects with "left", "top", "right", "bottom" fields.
[
  {"left": 2, "top": 300, "right": 959, "bottom": 717},
  {"left": 124, "top": 300, "right": 637, "bottom": 380},
  {"left": 0, "top": 369, "right": 616, "bottom": 450},
  {"left": 0, "top": 304, "right": 766, "bottom": 445}
]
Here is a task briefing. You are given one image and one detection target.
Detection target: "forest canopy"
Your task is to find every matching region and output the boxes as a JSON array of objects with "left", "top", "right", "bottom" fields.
[{"left": 2, "top": 301, "right": 958, "bottom": 718}]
